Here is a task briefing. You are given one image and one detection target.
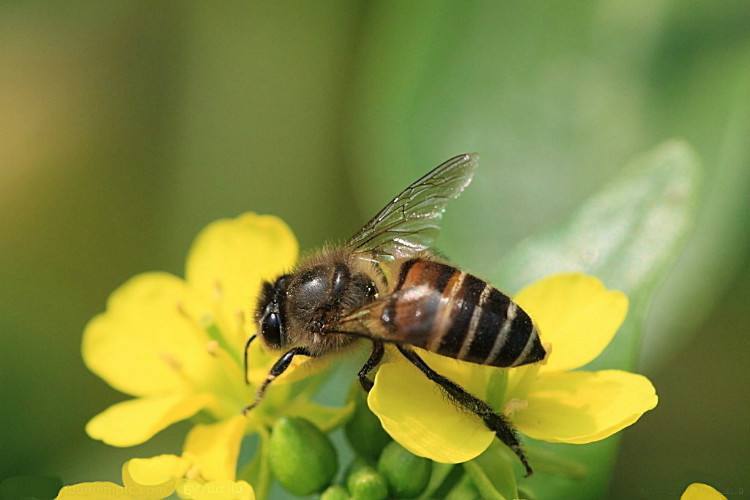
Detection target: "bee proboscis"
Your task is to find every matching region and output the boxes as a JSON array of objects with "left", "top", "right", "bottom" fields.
[{"left": 243, "top": 154, "right": 546, "bottom": 475}]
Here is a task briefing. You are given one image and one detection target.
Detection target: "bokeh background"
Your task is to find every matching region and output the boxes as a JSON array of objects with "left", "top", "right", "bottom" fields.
[{"left": 1, "top": 1, "right": 749, "bottom": 498}]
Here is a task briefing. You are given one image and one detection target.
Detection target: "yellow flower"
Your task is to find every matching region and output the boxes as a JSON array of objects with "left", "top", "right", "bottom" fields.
[
  {"left": 681, "top": 483, "right": 727, "bottom": 500},
  {"left": 82, "top": 213, "right": 348, "bottom": 483},
  {"left": 56, "top": 454, "right": 255, "bottom": 500},
  {"left": 367, "top": 273, "right": 658, "bottom": 463}
]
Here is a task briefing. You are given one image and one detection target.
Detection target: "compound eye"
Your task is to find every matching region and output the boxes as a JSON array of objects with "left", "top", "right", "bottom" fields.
[{"left": 261, "top": 311, "right": 283, "bottom": 347}]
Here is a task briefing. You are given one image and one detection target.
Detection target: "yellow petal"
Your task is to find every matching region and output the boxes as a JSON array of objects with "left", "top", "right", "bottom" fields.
[
  {"left": 246, "top": 339, "right": 333, "bottom": 387},
  {"left": 122, "top": 454, "right": 190, "bottom": 499},
  {"left": 177, "top": 479, "right": 255, "bottom": 500},
  {"left": 83, "top": 272, "right": 215, "bottom": 397},
  {"left": 514, "top": 273, "right": 628, "bottom": 372},
  {"left": 86, "top": 393, "right": 213, "bottom": 447},
  {"left": 511, "top": 370, "right": 657, "bottom": 444},
  {"left": 186, "top": 213, "right": 298, "bottom": 348},
  {"left": 183, "top": 415, "right": 247, "bottom": 480},
  {"left": 368, "top": 348, "right": 497, "bottom": 463},
  {"left": 56, "top": 482, "right": 133, "bottom": 499},
  {"left": 681, "top": 483, "right": 727, "bottom": 500}
]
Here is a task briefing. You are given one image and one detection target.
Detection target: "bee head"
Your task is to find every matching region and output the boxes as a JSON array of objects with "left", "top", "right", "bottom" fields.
[{"left": 255, "top": 274, "right": 290, "bottom": 349}]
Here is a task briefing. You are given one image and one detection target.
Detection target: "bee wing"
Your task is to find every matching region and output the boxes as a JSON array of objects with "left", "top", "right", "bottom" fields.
[
  {"left": 334, "top": 286, "right": 439, "bottom": 347},
  {"left": 347, "top": 153, "right": 478, "bottom": 261}
]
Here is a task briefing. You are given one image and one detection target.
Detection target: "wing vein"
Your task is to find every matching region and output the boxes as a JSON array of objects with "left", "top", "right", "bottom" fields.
[{"left": 346, "top": 153, "right": 478, "bottom": 260}]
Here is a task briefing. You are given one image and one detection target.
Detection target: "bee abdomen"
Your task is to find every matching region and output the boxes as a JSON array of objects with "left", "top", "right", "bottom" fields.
[{"left": 389, "top": 259, "right": 545, "bottom": 368}]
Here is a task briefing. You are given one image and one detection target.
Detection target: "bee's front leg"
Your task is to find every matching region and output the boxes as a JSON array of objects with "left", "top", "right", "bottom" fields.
[
  {"left": 358, "top": 340, "right": 384, "bottom": 392},
  {"left": 242, "top": 346, "right": 312, "bottom": 414}
]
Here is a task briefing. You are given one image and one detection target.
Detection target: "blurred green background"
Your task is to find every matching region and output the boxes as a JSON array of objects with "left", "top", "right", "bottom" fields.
[{"left": 1, "top": 1, "right": 748, "bottom": 498}]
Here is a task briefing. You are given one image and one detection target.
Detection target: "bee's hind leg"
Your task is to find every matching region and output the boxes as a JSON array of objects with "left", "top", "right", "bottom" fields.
[
  {"left": 242, "top": 346, "right": 312, "bottom": 415},
  {"left": 396, "top": 345, "right": 533, "bottom": 477},
  {"left": 358, "top": 340, "right": 384, "bottom": 392}
]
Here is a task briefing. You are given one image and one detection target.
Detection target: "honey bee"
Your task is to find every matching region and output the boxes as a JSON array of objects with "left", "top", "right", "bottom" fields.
[{"left": 243, "top": 154, "right": 545, "bottom": 475}]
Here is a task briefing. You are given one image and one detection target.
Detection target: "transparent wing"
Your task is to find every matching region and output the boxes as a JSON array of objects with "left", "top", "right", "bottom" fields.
[{"left": 347, "top": 153, "right": 478, "bottom": 261}]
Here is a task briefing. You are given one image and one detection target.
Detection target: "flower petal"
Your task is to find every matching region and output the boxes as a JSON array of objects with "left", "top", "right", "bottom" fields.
[
  {"left": 186, "top": 213, "right": 298, "bottom": 348},
  {"left": 123, "top": 454, "right": 190, "bottom": 486},
  {"left": 681, "top": 483, "right": 727, "bottom": 500},
  {"left": 511, "top": 369, "right": 657, "bottom": 444},
  {"left": 83, "top": 272, "right": 215, "bottom": 397},
  {"left": 246, "top": 339, "right": 334, "bottom": 388},
  {"left": 86, "top": 393, "right": 213, "bottom": 447},
  {"left": 177, "top": 479, "right": 255, "bottom": 500},
  {"left": 368, "top": 348, "right": 497, "bottom": 463},
  {"left": 514, "top": 273, "right": 628, "bottom": 372},
  {"left": 57, "top": 482, "right": 132, "bottom": 499},
  {"left": 183, "top": 415, "right": 247, "bottom": 481},
  {"left": 121, "top": 454, "right": 189, "bottom": 498}
]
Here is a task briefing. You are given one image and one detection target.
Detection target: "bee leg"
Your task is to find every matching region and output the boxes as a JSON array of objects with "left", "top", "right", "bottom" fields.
[
  {"left": 396, "top": 345, "right": 533, "bottom": 477},
  {"left": 241, "top": 346, "right": 312, "bottom": 415},
  {"left": 358, "top": 340, "right": 384, "bottom": 392}
]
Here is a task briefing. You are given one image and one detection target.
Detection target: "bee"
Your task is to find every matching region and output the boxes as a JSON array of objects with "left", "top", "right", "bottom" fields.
[{"left": 243, "top": 154, "right": 546, "bottom": 475}]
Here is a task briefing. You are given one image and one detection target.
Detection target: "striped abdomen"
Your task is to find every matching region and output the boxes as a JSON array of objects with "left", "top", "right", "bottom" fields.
[{"left": 379, "top": 259, "right": 546, "bottom": 368}]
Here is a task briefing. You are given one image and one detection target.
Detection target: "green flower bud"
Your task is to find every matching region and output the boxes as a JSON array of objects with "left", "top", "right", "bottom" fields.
[
  {"left": 346, "top": 462, "right": 388, "bottom": 500},
  {"left": 320, "top": 485, "right": 350, "bottom": 500},
  {"left": 377, "top": 442, "right": 432, "bottom": 498},
  {"left": 344, "top": 386, "right": 391, "bottom": 461},
  {"left": 269, "top": 417, "right": 338, "bottom": 496}
]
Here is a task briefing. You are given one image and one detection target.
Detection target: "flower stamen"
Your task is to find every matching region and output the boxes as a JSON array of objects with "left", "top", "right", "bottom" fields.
[
  {"left": 202, "top": 319, "right": 243, "bottom": 369},
  {"left": 176, "top": 301, "right": 189, "bottom": 318},
  {"left": 176, "top": 302, "right": 216, "bottom": 344},
  {"left": 158, "top": 352, "right": 199, "bottom": 387},
  {"left": 236, "top": 310, "right": 248, "bottom": 336},
  {"left": 160, "top": 352, "right": 183, "bottom": 372}
]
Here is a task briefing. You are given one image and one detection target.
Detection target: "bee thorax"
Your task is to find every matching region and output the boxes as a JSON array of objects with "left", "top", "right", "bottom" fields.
[{"left": 280, "top": 253, "right": 378, "bottom": 351}]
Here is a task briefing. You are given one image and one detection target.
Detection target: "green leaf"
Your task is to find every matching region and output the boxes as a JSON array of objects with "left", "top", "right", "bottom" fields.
[
  {"left": 463, "top": 442, "right": 518, "bottom": 500},
  {"left": 351, "top": 2, "right": 650, "bottom": 271},
  {"left": 641, "top": 63, "right": 750, "bottom": 368},
  {"left": 495, "top": 140, "right": 701, "bottom": 368},
  {"left": 493, "top": 140, "right": 701, "bottom": 498}
]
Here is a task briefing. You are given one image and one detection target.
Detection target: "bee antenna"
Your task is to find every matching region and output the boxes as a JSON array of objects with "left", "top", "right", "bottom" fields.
[{"left": 243, "top": 334, "right": 257, "bottom": 385}]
